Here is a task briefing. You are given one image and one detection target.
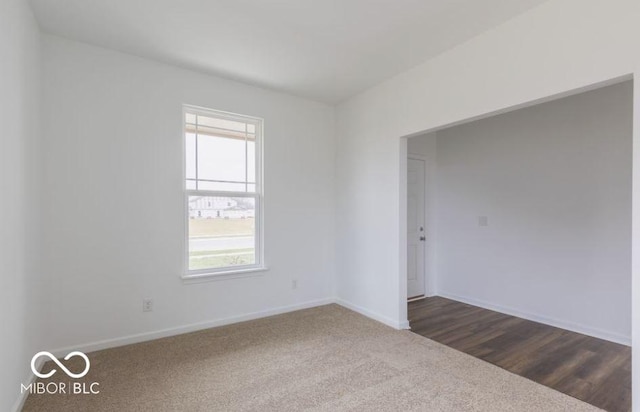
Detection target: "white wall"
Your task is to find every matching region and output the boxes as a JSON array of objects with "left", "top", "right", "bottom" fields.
[
  {"left": 7, "top": 0, "right": 637, "bottom": 408},
  {"left": 40, "top": 35, "right": 336, "bottom": 351},
  {"left": 0, "top": 0, "right": 42, "bottom": 411},
  {"left": 427, "top": 82, "right": 631, "bottom": 344},
  {"left": 334, "top": 0, "right": 640, "bottom": 401}
]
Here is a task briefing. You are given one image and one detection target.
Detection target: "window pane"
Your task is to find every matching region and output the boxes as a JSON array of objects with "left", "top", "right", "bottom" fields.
[
  {"left": 247, "top": 140, "right": 256, "bottom": 186},
  {"left": 185, "top": 110, "right": 259, "bottom": 193},
  {"left": 197, "top": 134, "right": 246, "bottom": 183},
  {"left": 198, "top": 181, "right": 246, "bottom": 192},
  {"left": 185, "top": 113, "right": 196, "bottom": 124},
  {"left": 188, "top": 196, "right": 256, "bottom": 270},
  {"left": 197, "top": 115, "right": 247, "bottom": 133},
  {"left": 195, "top": 124, "right": 246, "bottom": 140},
  {"left": 186, "top": 133, "right": 196, "bottom": 180}
]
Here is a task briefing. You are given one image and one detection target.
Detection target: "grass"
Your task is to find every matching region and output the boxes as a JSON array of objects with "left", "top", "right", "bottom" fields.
[
  {"left": 189, "top": 248, "right": 254, "bottom": 257},
  {"left": 189, "top": 248, "right": 255, "bottom": 270},
  {"left": 189, "top": 217, "right": 254, "bottom": 238},
  {"left": 188, "top": 218, "right": 255, "bottom": 270}
]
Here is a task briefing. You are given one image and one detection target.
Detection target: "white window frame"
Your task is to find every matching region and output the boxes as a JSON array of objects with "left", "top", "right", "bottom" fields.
[{"left": 181, "top": 104, "right": 266, "bottom": 281}]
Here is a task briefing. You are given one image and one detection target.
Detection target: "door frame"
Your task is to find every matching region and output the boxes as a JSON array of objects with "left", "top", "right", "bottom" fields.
[{"left": 407, "top": 154, "right": 428, "bottom": 300}]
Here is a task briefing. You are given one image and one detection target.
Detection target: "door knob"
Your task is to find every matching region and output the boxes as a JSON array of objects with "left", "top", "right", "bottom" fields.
[{"left": 420, "top": 236, "right": 426, "bottom": 241}]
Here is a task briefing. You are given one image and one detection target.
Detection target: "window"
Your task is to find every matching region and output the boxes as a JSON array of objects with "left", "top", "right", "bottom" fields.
[{"left": 183, "top": 105, "right": 264, "bottom": 278}]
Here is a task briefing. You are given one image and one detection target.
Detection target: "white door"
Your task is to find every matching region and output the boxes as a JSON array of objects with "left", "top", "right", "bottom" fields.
[{"left": 407, "top": 158, "right": 426, "bottom": 299}]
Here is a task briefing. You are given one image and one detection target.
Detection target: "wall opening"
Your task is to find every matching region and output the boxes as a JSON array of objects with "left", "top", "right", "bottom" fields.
[{"left": 400, "top": 77, "right": 633, "bottom": 411}]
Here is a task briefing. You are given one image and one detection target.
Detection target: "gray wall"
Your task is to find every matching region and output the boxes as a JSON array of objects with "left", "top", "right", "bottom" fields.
[{"left": 433, "top": 81, "right": 632, "bottom": 343}]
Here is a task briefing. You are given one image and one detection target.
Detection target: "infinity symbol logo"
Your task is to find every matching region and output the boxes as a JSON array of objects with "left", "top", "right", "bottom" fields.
[{"left": 31, "top": 351, "right": 91, "bottom": 379}]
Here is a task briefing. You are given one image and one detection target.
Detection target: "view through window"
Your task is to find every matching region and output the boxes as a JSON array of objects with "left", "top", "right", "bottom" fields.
[{"left": 184, "top": 107, "right": 262, "bottom": 274}]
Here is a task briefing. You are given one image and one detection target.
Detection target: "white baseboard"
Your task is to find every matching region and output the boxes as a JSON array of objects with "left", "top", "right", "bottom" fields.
[
  {"left": 14, "top": 298, "right": 335, "bottom": 412},
  {"left": 335, "top": 298, "right": 410, "bottom": 330},
  {"left": 47, "top": 296, "right": 413, "bottom": 358},
  {"left": 49, "top": 297, "right": 336, "bottom": 358},
  {"left": 12, "top": 356, "right": 46, "bottom": 412},
  {"left": 15, "top": 296, "right": 410, "bottom": 412},
  {"left": 12, "top": 292, "right": 628, "bottom": 412},
  {"left": 438, "top": 291, "right": 631, "bottom": 346}
]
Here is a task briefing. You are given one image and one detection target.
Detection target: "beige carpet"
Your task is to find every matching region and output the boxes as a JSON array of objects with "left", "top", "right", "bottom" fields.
[{"left": 23, "top": 304, "right": 601, "bottom": 411}]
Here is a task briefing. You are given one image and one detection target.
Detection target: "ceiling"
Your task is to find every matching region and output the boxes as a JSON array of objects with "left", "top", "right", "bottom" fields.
[{"left": 29, "top": 0, "right": 548, "bottom": 104}]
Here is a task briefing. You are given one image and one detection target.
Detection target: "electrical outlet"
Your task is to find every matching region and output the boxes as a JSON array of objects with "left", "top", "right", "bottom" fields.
[
  {"left": 292, "top": 280, "right": 298, "bottom": 290},
  {"left": 142, "top": 299, "right": 153, "bottom": 312}
]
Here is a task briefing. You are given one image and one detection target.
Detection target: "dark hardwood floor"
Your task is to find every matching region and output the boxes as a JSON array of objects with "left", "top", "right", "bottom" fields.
[{"left": 408, "top": 297, "right": 631, "bottom": 412}]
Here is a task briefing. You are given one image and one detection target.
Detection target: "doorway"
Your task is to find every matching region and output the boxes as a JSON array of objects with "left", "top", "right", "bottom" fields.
[
  {"left": 407, "top": 156, "right": 427, "bottom": 300},
  {"left": 402, "top": 78, "right": 633, "bottom": 412}
]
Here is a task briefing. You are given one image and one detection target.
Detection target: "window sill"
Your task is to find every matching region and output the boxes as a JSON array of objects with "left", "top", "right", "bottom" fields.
[{"left": 181, "top": 266, "right": 269, "bottom": 284}]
